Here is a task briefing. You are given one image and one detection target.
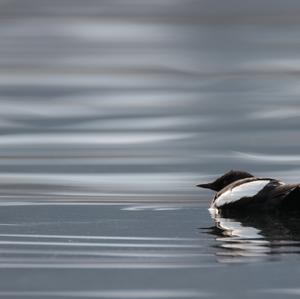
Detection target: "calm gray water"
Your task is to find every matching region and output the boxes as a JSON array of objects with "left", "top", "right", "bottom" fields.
[{"left": 1, "top": 0, "right": 300, "bottom": 298}]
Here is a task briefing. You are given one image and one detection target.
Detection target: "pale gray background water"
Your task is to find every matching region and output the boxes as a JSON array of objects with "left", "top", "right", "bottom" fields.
[{"left": 1, "top": 1, "right": 300, "bottom": 298}]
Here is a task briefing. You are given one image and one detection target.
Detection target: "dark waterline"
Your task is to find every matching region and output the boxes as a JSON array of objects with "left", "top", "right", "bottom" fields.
[{"left": 1, "top": 1, "right": 300, "bottom": 298}]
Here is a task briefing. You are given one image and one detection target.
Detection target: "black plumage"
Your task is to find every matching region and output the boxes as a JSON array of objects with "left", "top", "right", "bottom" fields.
[{"left": 197, "top": 170, "right": 300, "bottom": 210}]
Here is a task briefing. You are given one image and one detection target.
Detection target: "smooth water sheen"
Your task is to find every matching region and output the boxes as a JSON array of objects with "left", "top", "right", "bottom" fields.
[{"left": 1, "top": 1, "right": 300, "bottom": 298}]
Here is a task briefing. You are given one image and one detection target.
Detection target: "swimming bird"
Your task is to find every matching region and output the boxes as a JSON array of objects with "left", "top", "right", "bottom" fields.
[{"left": 197, "top": 170, "right": 300, "bottom": 210}]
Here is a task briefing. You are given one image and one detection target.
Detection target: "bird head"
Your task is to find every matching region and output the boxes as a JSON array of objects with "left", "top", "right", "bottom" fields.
[{"left": 197, "top": 170, "right": 254, "bottom": 192}]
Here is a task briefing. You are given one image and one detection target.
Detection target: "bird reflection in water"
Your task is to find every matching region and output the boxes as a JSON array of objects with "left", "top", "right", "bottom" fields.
[{"left": 205, "top": 208, "right": 300, "bottom": 263}]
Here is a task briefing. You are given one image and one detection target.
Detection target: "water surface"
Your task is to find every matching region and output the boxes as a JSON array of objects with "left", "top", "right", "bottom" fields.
[{"left": 1, "top": 0, "right": 300, "bottom": 298}]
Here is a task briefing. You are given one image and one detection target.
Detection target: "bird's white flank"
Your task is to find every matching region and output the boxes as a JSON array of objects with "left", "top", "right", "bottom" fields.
[{"left": 213, "top": 180, "right": 271, "bottom": 208}]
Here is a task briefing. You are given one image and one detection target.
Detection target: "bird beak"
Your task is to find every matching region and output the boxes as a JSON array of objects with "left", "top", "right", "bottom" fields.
[{"left": 196, "top": 183, "right": 214, "bottom": 189}]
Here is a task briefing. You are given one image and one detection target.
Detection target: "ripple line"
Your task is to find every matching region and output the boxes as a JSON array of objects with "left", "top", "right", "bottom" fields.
[
  {"left": 0, "top": 240, "right": 202, "bottom": 248},
  {"left": 0, "top": 289, "right": 209, "bottom": 298},
  {"left": 0, "top": 263, "right": 215, "bottom": 269},
  {"left": 0, "top": 233, "right": 198, "bottom": 241}
]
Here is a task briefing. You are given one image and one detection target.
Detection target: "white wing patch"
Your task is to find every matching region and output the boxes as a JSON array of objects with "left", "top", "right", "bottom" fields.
[{"left": 213, "top": 180, "right": 270, "bottom": 208}]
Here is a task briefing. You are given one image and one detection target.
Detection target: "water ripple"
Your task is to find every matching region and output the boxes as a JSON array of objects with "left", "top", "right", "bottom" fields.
[{"left": 0, "top": 289, "right": 209, "bottom": 298}]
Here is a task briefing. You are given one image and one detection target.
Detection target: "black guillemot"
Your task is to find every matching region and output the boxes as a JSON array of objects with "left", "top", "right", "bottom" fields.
[{"left": 197, "top": 170, "right": 300, "bottom": 210}]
